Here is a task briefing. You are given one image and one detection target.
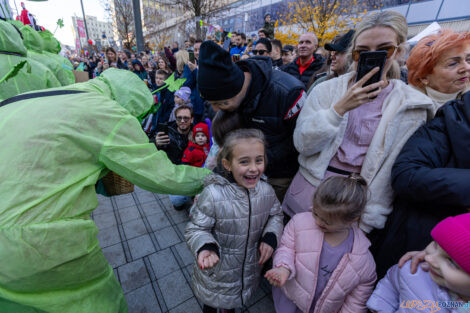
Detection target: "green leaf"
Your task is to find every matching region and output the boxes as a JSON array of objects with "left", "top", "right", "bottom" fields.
[
  {"left": 0, "top": 61, "right": 29, "bottom": 84},
  {"left": 57, "top": 18, "right": 64, "bottom": 28}
]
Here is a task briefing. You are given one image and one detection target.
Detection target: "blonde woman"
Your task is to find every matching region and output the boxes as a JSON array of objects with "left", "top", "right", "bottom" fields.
[
  {"left": 284, "top": 11, "right": 434, "bottom": 239},
  {"left": 174, "top": 49, "right": 189, "bottom": 79}
]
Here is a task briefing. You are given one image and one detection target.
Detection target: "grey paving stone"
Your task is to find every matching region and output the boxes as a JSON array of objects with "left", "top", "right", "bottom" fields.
[
  {"left": 141, "top": 201, "right": 163, "bottom": 216},
  {"left": 147, "top": 213, "right": 171, "bottom": 231},
  {"left": 168, "top": 209, "right": 190, "bottom": 224},
  {"left": 102, "top": 243, "right": 126, "bottom": 268},
  {"left": 118, "top": 205, "right": 141, "bottom": 223},
  {"left": 154, "top": 226, "right": 181, "bottom": 249},
  {"left": 176, "top": 222, "right": 188, "bottom": 237},
  {"left": 248, "top": 295, "right": 275, "bottom": 313},
  {"left": 123, "top": 219, "right": 148, "bottom": 240},
  {"left": 125, "top": 283, "right": 162, "bottom": 313},
  {"left": 135, "top": 190, "right": 157, "bottom": 204},
  {"left": 95, "top": 196, "right": 114, "bottom": 214},
  {"left": 159, "top": 195, "right": 173, "bottom": 209},
  {"left": 148, "top": 248, "right": 179, "bottom": 279},
  {"left": 97, "top": 224, "right": 121, "bottom": 248},
  {"left": 174, "top": 242, "right": 194, "bottom": 267},
  {"left": 93, "top": 212, "right": 117, "bottom": 229},
  {"left": 113, "top": 268, "right": 119, "bottom": 283},
  {"left": 246, "top": 283, "right": 267, "bottom": 307},
  {"left": 128, "top": 234, "right": 156, "bottom": 260},
  {"left": 169, "top": 297, "right": 201, "bottom": 313},
  {"left": 118, "top": 259, "right": 150, "bottom": 293},
  {"left": 157, "top": 270, "right": 193, "bottom": 310},
  {"left": 114, "top": 193, "right": 136, "bottom": 209}
]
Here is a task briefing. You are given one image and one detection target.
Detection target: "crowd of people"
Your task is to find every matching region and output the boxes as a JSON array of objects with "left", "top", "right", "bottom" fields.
[{"left": 1, "top": 7, "right": 470, "bottom": 313}]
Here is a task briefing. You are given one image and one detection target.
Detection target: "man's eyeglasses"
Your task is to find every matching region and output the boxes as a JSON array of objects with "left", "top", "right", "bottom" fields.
[
  {"left": 176, "top": 116, "right": 191, "bottom": 122},
  {"left": 253, "top": 49, "right": 268, "bottom": 56},
  {"left": 352, "top": 45, "right": 398, "bottom": 62}
]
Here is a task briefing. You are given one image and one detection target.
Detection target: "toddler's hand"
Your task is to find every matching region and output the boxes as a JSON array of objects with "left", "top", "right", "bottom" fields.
[
  {"left": 259, "top": 242, "right": 273, "bottom": 264},
  {"left": 265, "top": 267, "right": 290, "bottom": 287},
  {"left": 197, "top": 250, "right": 219, "bottom": 270}
]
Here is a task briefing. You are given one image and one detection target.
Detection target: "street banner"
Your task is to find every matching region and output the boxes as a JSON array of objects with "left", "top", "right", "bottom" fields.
[{"left": 77, "top": 19, "right": 86, "bottom": 38}]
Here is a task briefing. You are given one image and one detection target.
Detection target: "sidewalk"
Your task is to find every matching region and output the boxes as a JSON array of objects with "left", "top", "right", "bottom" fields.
[{"left": 92, "top": 187, "right": 276, "bottom": 313}]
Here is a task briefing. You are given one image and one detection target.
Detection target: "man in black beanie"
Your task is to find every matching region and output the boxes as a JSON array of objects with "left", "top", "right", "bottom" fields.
[{"left": 198, "top": 40, "right": 306, "bottom": 203}]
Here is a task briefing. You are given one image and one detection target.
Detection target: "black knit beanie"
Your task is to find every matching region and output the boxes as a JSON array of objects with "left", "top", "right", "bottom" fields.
[{"left": 198, "top": 41, "right": 245, "bottom": 101}]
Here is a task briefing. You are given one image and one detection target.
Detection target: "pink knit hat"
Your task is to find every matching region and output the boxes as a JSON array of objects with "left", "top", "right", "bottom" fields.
[{"left": 431, "top": 213, "right": 470, "bottom": 274}]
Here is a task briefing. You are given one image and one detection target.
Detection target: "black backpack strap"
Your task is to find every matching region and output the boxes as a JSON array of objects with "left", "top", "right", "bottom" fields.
[{"left": 0, "top": 90, "right": 86, "bottom": 108}]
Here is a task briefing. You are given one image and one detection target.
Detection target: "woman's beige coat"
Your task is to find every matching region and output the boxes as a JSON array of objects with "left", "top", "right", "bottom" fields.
[{"left": 294, "top": 72, "right": 434, "bottom": 233}]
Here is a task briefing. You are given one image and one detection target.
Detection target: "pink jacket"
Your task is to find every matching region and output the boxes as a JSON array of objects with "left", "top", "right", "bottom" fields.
[{"left": 273, "top": 212, "right": 377, "bottom": 313}]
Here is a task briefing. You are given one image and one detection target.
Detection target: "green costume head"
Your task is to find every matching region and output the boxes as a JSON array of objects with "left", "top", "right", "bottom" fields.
[
  {"left": 6, "top": 19, "right": 26, "bottom": 31},
  {"left": 20, "top": 25, "right": 45, "bottom": 52},
  {"left": 1, "top": 20, "right": 27, "bottom": 56},
  {"left": 95, "top": 68, "right": 153, "bottom": 120},
  {"left": 38, "top": 29, "right": 61, "bottom": 54}
]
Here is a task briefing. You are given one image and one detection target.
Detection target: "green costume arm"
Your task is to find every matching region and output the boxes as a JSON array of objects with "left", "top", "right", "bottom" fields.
[{"left": 99, "top": 115, "right": 211, "bottom": 196}]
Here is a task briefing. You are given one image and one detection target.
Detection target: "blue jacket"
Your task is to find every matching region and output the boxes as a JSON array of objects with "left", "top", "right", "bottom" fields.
[
  {"left": 182, "top": 64, "right": 204, "bottom": 119},
  {"left": 230, "top": 45, "right": 246, "bottom": 56}
]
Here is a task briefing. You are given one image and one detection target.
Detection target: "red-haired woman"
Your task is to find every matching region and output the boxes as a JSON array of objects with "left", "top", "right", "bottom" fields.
[{"left": 407, "top": 29, "right": 470, "bottom": 114}]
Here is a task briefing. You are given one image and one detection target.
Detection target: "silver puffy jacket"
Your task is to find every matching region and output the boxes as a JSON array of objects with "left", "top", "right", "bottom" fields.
[{"left": 185, "top": 174, "right": 284, "bottom": 309}]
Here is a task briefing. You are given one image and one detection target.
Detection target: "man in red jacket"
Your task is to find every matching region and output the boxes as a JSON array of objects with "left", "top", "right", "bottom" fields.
[{"left": 181, "top": 122, "right": 210, "bottom": 167}]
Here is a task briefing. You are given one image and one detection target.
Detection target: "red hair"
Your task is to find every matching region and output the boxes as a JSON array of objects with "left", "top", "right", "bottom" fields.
[{"left": 407, "top": 29, "right": 470, "bottom": 88}]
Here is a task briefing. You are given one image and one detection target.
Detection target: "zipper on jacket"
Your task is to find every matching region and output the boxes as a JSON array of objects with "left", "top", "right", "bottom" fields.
[
  {"left": 314, "top": 254, "right": 350, "bottom": 313},
  {"left": 240, "top": 188, "right": 252, "bottom": 307}
]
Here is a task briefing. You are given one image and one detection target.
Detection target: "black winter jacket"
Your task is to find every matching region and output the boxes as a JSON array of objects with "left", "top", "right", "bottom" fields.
[
  {"left": 281, "top": 55, "right": 324, "bottom": 89},
  {"left": 237, "top": 57, "right": 305, "bottom": 178},
  {"left": 370, "top": 91, "right": 470, "bottom": 279}
]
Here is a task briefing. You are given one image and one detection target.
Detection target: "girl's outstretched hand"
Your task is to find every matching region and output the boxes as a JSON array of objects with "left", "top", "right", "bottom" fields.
[
  {"left": 265, "top": 267, "right": 290, "bottom": 287},
  {"left": 197, "top": 250, "right": 219, "bottom": 270},
  {"left": 259, "top": 242, "right": 274, "bottom": 264}
]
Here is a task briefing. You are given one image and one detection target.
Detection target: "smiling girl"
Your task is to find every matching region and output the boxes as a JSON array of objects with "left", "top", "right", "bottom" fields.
[
  {"left": 367, "top": 213, "right": 470, "bottom": 313},
  {"left": 185, "top": 129, "right": 283, "bottom": 313}
]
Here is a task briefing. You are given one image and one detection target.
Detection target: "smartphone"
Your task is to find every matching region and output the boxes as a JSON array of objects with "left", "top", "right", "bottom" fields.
[
  {"left": 232, "top": 54, "right": 240, "bottom": 62},
  {"left": 223, "top": 36, "right": 231, "bottom": 51},
  {"left": 158, "top": 123, "right": 168, "bottom": 134},
  {"left": 355, "top": 51, "right": 387, "bottom": 88},
  {"left": 188, "top": 50, "right": 195, "bottom": 63}
]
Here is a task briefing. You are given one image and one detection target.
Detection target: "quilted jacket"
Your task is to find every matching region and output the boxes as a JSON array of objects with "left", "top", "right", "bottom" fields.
[
  {"left": 185, "top": 174, "right": 284, "bottom": 308},
  {"left": 273, "top": 212, "right": 377, "bottom": 313}
]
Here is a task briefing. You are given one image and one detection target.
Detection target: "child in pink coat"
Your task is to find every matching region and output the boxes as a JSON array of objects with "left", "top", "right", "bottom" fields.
[{"left": 265, "top": 175, "right": 377, "bottom": 313}]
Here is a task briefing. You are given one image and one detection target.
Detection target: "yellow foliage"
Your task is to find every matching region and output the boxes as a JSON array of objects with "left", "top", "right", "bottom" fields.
[{"left": 275, "top": 0, "right": 369, "bottom": 46}]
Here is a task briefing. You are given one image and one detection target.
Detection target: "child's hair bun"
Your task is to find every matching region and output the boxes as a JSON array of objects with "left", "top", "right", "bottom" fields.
[{"left": 431, "top": 213, "right": 470, "bottom": 274}]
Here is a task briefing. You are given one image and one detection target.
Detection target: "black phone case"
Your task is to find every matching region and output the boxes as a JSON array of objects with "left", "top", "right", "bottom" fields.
[
  {"left": 355, "top": 51, "right": 387, "bottom": 87},
  {"left": 158, "top": 123, "right": 168, "bottom": 134}
]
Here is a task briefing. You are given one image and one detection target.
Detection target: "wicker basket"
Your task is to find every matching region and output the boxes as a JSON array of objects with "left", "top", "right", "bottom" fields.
[{"left": 102, "top": 171, "right": 134, "bottom": 196}]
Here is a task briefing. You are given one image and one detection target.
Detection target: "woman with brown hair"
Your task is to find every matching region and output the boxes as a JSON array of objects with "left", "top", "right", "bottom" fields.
[{"left": 105, "top": 47, "right": 127, "bottom": 69}]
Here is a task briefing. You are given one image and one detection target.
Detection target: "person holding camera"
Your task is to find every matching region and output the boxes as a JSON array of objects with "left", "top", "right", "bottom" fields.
[
  {"left": 285, "top": 11, "right": 434, "bottom": 238},
  {"left": 155, "top": 105, "right": 195, "bottom": 210},
  {"left": 155, "top": 105, "right": 193, "bottom": 165}
]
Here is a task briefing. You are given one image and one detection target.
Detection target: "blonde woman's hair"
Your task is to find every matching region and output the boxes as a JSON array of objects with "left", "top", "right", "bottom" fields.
[
  {"left": 175, "top": 50, "right": 189, "bottom": 73},
  {"left": 348, "top": 10, "right": 408, "bottom": 80}
]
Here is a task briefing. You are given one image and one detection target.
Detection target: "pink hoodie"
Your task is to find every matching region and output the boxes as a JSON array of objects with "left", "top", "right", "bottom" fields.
[{"left": 273, "top": 212, "right": 377, "bottom": 313}]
